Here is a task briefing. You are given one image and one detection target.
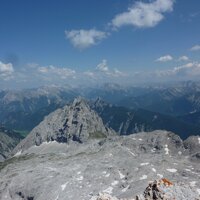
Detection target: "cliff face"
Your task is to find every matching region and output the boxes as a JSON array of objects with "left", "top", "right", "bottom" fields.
[{"left": 0, "top": 127, "right": 23, "bottom": 162}]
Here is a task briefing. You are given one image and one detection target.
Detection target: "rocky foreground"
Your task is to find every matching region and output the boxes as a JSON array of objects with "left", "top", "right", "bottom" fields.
[
  {"left": 0, "top": 98, "right": 199, "bottom": 200},
  {"left": 91, "top": 179, "right": 200, "bottom": 200},
  {"left": 0, "top": 131, "right": 200, "bottom": 200}
]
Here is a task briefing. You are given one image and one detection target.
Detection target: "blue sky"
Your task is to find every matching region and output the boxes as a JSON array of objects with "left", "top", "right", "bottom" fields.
[{"left": 0, "top": 0, "right": 200, "bottom": 89}]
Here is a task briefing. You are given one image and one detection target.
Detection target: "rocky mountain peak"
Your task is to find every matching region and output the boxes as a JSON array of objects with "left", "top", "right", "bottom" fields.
[
  {"left": 71, "top": 96, "right": 88, "bottom": 107},
  {"left": 12, "top": 97, "right": 115, "bottom": 154}
]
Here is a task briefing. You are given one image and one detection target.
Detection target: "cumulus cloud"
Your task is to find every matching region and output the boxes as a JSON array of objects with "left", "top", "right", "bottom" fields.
[
  {"left": 65, "top": 29, "right": 107, "bottom": 49},
  {"left": 178, "top": 56, "right": 189, "bottom": 62},
  {"left": 0, "top": 61, "right": 14, "bottom": 80},
  {"left": 156, "top": 55, "right": 173, "bottom": 62},
  {"left": 190, "top": 45, "right": 200, "bottom": 51},
  {"left": 95, "top": 59, "right": 126, "bottom": 78},
  {"left": 111, "top": 0, "right": 174, "bottom": 28},
  {"left": 155, "top": 62, "right": 200, "bottom": 78},
  {"left": 83, "top": 60, "right": 127, "bottom": 81},
  {"left": 37, "top": 65, "right": 76, "bottom": 79},
  {"left": 172, "top": 62, "right": 200, "bottom": 76}
]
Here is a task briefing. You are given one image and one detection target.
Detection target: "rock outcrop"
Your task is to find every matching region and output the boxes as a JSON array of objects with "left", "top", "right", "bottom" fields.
[
  {"left": 13, "top": 97, "right": 115, "bottom": 154},
  {"left": 90, "top": 179, "right": 200, "bottom": 200},
  {"left": 1, "top": 131, "right": 199, "bottom": 200},
  {"left": 136, "top": 179, "right": 199, "bottom": 200}
]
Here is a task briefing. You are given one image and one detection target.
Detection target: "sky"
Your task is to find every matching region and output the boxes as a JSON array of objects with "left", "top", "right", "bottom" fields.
[{"left": 0, "top": 0, "right": 200, "bottom": 89}]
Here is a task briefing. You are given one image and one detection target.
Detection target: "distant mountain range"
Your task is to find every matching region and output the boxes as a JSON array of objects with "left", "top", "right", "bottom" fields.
[
  {"left": 0, "top": 85, "right": 78, "bottom": 130},
  {"left": 1, "top": 81, "right": 200, "bottom": 139},
  {"left": 118, "top": 81, "right": 200, "bottom": 116},
  {"left": 0, "top": 96, "right": 199, "bottom": 199},
  {"left": 91, "top": 98, "right": 199, "bottom": 139}
]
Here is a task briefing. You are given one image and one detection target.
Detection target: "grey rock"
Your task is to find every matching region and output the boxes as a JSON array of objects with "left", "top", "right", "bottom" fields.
[
  {"left": 0, "top": 127, "right": 23, "bottom": 162},
  {"left": 0, "top": 131, "right": 200, "bottom": 200},
  {"left": 184, "top": 135, "right": 200, "bottom": 154},
  {"left": 12, "top": 97, "right": 115, "bottom": 154}
]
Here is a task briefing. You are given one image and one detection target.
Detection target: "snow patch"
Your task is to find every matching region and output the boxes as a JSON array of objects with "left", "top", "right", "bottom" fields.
[
  {"left": 166, "top": 168, "right": 177, "bottom": 173},
  {"left": 140, "top": 162, "right": 149, "bottom": 166},
  {"left": 41, "top": 141, "right": 57, "bottom": 145},
  {"left": 118, "top": 170, "right": 125, "bottom": 179},
  {"left": 77, "top": 176, "right": 84, "bottom": 181},
  {"left": 173, "top": 163, "right": 178, "bottom": 165},
  {"left": 157, "top": 174, "right": 163, "bottom": 178},
  {"left": 151, "top": 148, "right": 156, "bottom": 153},
  {"left": 61, "top": 182, "right": 68, "bottom": 191},
  {"left": 190, "top": 181, "right": 196, "bottom": 187},
  {"left": 198, "top": 137, "right": 200, "bottom": 144},
  {"left": 122, "top": 185, "right": 129, "bottom": 193},
  {"left": 152, "top": 168, "right": 156, "bottom": 172},
  {"left": 124, "top": 147, "right": 136, "bottom": 156},
  {"left": 185, "top": 169, "right": 191, "bottom": 172},
  {"left": 103, "top": 186, "right": 113, "bottom": 194},
  {"left": 105, "top": 173, "right": 110, "bottom": 178},
  {"left": 111, "top": 180, "right": 119, "bottom": 186},
  {"left": 14, "top": 150, "right": 22, "bottom": 157},
  {"left": 140, "top": 175, "right": 147, "bottom": 180},
  {"left": 164, "top": 144, "right": 169, "bottom": 155}
]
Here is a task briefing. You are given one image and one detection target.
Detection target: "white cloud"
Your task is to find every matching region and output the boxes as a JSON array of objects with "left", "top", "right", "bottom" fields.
[
  {"left": 155, "top": 62, "right": 200, "bottom": 78},
  {"left": 178, "top": 56, "right": 189, "bottom": 62},
  {"left": 190, "top": 45, "right": 200, "bottom": 51},
  {"left": 0, "top": 61, "right": 14, "bottom": 80},
  {"left": 156, "top": 55, "right": 173, "bottom": 62},
  {"left": 83, "top": 71, "right": 95, "bottom": 78},
  {"left": 113, "top": 69, "right": 126, "bottom": 77},
  {"left": 112, "top": 0, "right": 174, "bottom": 28},
  {"left": 96, "top": 59, "right": 109, "bottom": 72},
  {"left": 96, "top": 59, "right": 126, "bottom": 78},
  {"left": 65, "top": 29, "right": 107, "bottom": 49},
  {"left": 173, "top": 62, "right": 200, "bottom": 76},
  {"left": 38, "top": 65, "right": 76, "bottom": 79}
]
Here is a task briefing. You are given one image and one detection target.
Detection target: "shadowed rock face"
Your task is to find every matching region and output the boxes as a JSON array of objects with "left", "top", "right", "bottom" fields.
[
  {"left": 0, "top": 127, "right": 23, "bottom": 162},
  {"left": 0, "top": 131, "right": 199, "bottom": 200},
  {"left": 12, "top": 97, "right": 115, "bottom": 154}
]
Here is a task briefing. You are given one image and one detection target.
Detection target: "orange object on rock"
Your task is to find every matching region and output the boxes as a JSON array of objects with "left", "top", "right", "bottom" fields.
[{"left": 161, "top": 178, "right": 173, "bottom": 186}]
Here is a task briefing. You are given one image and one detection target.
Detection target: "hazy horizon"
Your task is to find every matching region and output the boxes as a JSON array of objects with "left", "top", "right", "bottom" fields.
[{"left": 0, "top": 0, "right": 200, "bottom": 89}]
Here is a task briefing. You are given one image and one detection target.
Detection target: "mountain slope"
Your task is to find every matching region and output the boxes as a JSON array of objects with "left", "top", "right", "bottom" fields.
[
  {"left": 118, "top": 81, "right": 200, "bottom": 116},
  {"left": 0, "top": 86, "right": 78, "bottom": 131},
  {"left": 0, "top": 131, "right": 199, "bottom": 200},
  {"left": 91, "top": 98, "right": 199, "bottom": 139},
  {"left": 0, "top": 127, "right": 24, "bottom": 161},
  {"left": 13, "top": 98, "right": 115, "bottom": 154}
]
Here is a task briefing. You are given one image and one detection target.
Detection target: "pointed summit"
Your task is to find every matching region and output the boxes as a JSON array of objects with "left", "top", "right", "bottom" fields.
[{"left": 13, "top": 97, "right": 115, "bottom": 153}]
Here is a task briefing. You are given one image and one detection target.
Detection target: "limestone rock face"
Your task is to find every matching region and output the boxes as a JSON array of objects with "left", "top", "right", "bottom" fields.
[
  {"left": 13, "top": 97, "right": 115, "bottom": 154},
  {"left": 184, "top": 135, "right": 200, "bottom": 154}
]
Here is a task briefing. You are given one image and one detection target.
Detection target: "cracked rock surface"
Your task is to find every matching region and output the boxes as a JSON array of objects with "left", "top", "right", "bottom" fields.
[{"left": 0, "top": 131, "right": 199, "bottom": 200}]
